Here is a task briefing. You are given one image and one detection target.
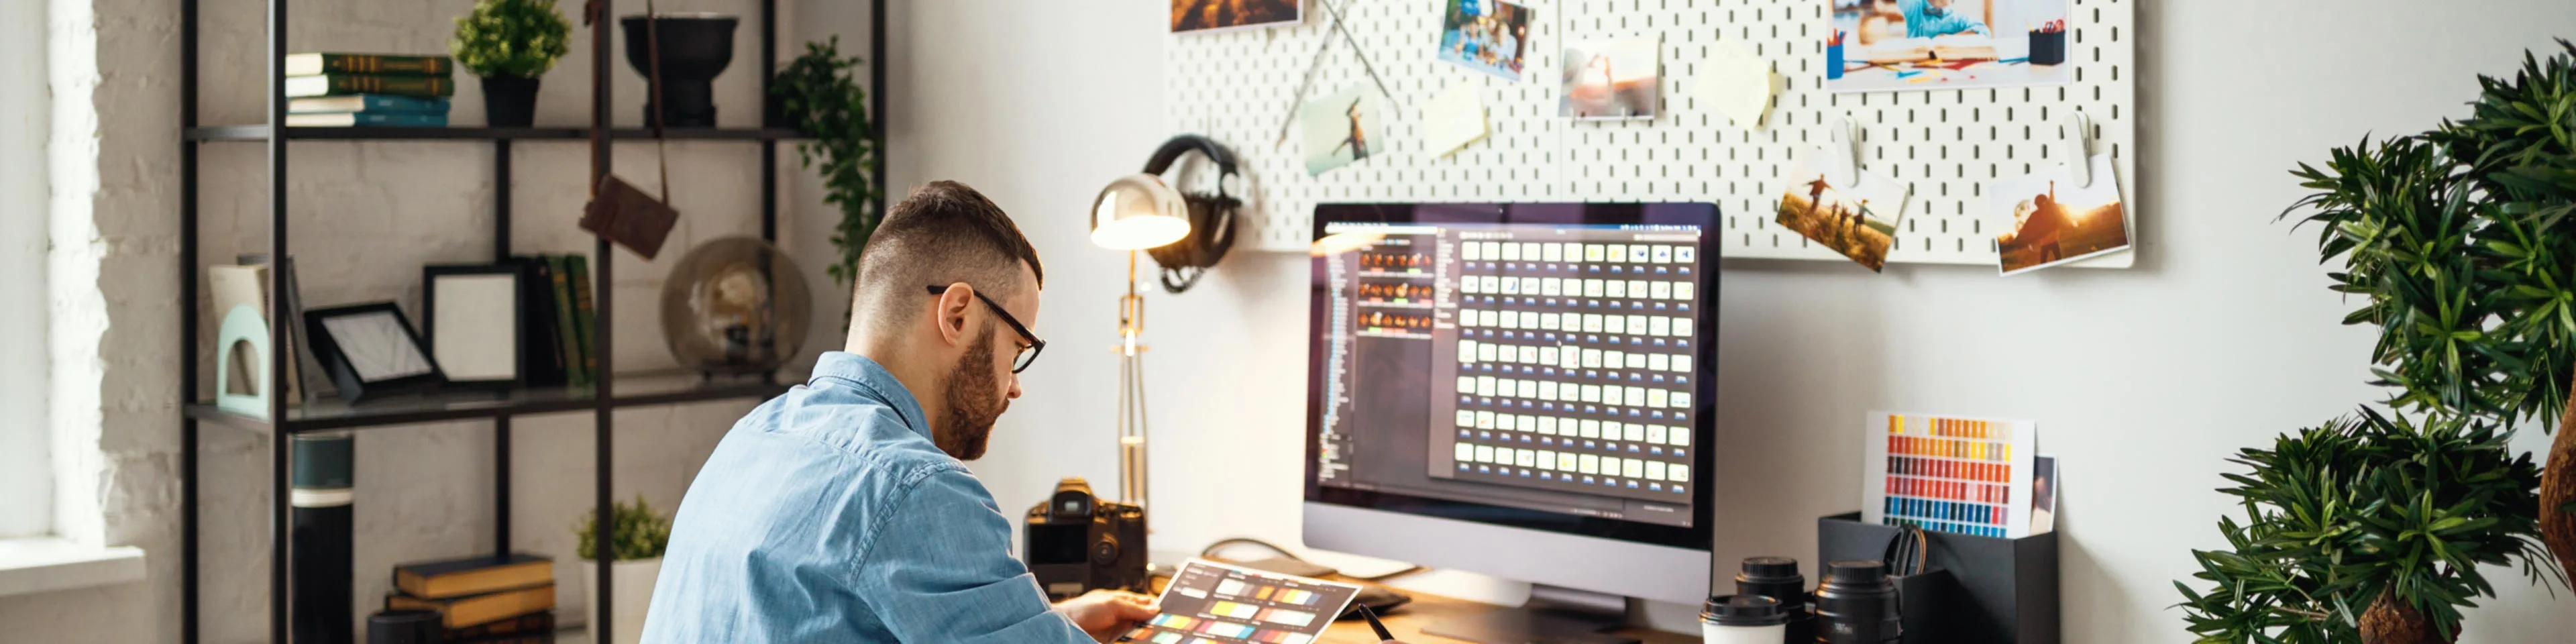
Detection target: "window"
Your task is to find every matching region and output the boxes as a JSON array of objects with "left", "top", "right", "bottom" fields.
[{"left": 0, "top": 0, "right": 49, "bottom": 539}]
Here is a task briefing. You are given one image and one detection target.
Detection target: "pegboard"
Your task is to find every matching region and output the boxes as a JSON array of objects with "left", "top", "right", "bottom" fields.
[{"left": 1166, "top": 0, "right": 2136, "bottom": 268}]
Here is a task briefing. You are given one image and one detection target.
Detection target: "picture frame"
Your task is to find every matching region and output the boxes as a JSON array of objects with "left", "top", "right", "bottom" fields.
[
  {"left": 304, "top": 302, "right": 444, "bottom": 403},
  {"left": 423, "top": 264, "right": 525, "bottom": 390}
]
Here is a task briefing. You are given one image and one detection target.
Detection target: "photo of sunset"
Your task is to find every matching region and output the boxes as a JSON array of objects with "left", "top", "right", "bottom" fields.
[
  {"left": 1171, "top": 0, "right": 1302, "bottom": 34},
  {"left": 1992, "top": 154, "right": 2129, "bottom": 274}
]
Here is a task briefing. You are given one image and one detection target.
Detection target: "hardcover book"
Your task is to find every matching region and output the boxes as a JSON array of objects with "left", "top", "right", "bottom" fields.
[
  {"left": 392, "top": 553, "right": 552, "bottom": 599},
  {"left": 385, "top": 584, "right": 555, "bottom": 629},
  {"left": 284, "top": 52, "right": 453, "bottom": 77},
  {"left": 287, "top": 95, "right": 452, "bottom": 115},
  {"left": 282, "top": 113, "right": 449, "bottom": 127},
  {"left": 284, "top": 74, "right": 455, "bottom": 99}
]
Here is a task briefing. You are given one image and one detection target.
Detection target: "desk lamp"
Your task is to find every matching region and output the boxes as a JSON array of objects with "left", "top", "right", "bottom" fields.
[{"left": 1087, "top": 174, "right": 1191, "bottom": 509}]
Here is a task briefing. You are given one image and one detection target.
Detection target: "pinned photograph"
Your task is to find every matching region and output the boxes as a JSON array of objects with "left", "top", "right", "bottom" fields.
[
  {"left": 1437, "top": 0, "right": 1534, "bottom": 81},
  {"left": 1301, "top": 85, "right": 1387, "bottom": 176},
  {"left": 1826, "top": 0, "right": 2072, "bottom": 93},
  {"left": 1774, "top": 152, "right": 1912, "bottom": 272},
  {"left": 1992, "top": 153, "right": 2127, "bottom": 275},
  {"left": 1560, "top": 37, "right": 1660, "bottom": 120},
  {"left": 1171, "top": 0, "right": 1301, "bottom": 34}
]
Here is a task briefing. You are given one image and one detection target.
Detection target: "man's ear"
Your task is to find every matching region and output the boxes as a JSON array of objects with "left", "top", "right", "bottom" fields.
[{"left": 934, "top": 282, "right": 976, "bottom": 346}]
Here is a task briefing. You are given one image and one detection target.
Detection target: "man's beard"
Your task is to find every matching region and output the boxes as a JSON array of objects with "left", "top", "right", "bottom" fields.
[{"left": 934, "top": 333, "right": 1006, "bottom": 460}]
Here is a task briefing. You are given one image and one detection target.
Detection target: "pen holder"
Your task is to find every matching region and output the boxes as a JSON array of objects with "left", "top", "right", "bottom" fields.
[
  {"left": 2027, "top": 30, "right": 2068, "bottom": 66},
  {"left": 1818, "top": 513, "right": 2058, "bottom": 644},
  {"left": 1827, "top": 43, "right": 1847, "bottom": 79}
]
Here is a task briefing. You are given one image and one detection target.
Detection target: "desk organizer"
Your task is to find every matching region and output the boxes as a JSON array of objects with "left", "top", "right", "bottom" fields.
[{"left": 1818, "top": 512, "right": 2059, "bottom": 644}]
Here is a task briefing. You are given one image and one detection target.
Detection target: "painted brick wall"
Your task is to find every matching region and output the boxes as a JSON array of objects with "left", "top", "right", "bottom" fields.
[{"left": 1, "top": 1, "right": 860, "bottom": 641}]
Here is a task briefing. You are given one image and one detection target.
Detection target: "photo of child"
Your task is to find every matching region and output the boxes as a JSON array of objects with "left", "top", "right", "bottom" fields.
[
  {"left": 1436, "top": 0, "right": 1534, "bottom": 81},
  {"left": 1559, "top": 38, "right": 1660, "bottom": 120},
  {"left": 1826, "top": 0, "right": 2071, "bottom": 93},
  {"left": 1170, "top": 0, "right": 1301, "bottom": 34},
  {"left": 1774, "top": 152, "right": 1912, "bottom": 272}
]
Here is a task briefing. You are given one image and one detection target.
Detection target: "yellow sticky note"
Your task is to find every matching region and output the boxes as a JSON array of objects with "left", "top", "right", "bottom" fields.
[
  {"left": 1696, "top": 43, "right": 1777, "bottom": 129},
  {"left": 1421, "top": 83, "right": 1489, "bottom": 158}
]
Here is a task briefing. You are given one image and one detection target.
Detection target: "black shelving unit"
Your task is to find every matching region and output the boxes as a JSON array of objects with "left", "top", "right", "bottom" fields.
[{"left": 176, "top": 1, "right": 888, "bottom": 642}]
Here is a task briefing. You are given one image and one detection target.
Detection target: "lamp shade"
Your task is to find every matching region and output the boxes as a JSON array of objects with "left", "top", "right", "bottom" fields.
[{"left": 1090, "top": 174, "right": 1191, "bottom": 250}]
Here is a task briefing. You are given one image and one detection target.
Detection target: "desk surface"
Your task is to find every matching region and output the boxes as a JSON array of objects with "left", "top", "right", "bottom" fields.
[
  {"left": 1150, "top": 572, "right": 1696, "bottom": 644},
  {"left": 1316, "top": 590, "right": 1696, "bottom": 644}
]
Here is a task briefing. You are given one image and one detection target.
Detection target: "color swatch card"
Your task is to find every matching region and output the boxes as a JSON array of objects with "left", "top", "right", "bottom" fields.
[
  {"left": 1120, "top": 559, "right": 1362, "bottom": 644},
  {"left": 1862, "top": 412, "right": 2037, "bottom": 538}
]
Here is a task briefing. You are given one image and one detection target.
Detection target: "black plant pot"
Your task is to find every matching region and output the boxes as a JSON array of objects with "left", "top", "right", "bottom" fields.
[
  {"left": 621, "top": 13, "right": 738, "bottom": 128},
  {"left": 480, "top": 75, "right": 540, "bottom": 127}
]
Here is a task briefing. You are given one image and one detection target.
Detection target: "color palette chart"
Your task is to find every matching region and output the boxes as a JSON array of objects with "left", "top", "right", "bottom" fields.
[
  {"left": 1861, "top": 412, "right": 2037, "bottom": 538},
  {"left": 1120, "top": 560, "right": 1362, "bottom": 644}
]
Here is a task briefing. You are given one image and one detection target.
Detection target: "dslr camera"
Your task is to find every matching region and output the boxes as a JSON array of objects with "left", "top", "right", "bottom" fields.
[{"left": 1022, "top": 477, "right": 1148, "bottom": 600}]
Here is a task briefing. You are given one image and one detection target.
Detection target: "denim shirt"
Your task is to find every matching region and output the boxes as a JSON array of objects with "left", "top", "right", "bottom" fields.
[{"left": 641, "top": 352, "right": 1090, "bottom": 643}]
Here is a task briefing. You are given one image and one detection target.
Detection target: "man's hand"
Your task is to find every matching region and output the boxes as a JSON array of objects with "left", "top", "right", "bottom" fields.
[{"left": 1055, "top": 589, "right": 1159, "bottom": 643}]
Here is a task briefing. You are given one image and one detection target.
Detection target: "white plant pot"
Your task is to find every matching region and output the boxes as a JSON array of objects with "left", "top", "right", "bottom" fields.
[{"left": 580, "top": 557, "right": 661, "bottom": 644}]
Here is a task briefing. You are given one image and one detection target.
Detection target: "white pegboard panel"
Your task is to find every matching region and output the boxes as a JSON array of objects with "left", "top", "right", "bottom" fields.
[{"left": 1166, "top": 0, "right": 2135, "bottom": 267}]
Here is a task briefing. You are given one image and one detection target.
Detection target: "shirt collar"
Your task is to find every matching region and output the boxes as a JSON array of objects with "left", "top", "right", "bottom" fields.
[{"left": 810, "top": 352, "right": 934, "bottom": 442}]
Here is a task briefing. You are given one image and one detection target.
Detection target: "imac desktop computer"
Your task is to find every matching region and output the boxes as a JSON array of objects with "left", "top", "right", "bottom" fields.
[{"left": 1303, "top": 203, "right": 1718, "bottom": 643}]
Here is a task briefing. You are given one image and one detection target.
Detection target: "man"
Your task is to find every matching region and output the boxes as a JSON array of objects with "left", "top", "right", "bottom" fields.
[
  {"left": 644, "top": 180, "right": 1401, "bottom": 643},
  {"left": 639, "top": 181, "right": 1148, "bottom": 642}
]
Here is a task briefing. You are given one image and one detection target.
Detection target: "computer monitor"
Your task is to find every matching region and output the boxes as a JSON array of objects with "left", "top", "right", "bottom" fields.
[{"left": 1303, "top": 203, "right": 1717, "bottom": 639}]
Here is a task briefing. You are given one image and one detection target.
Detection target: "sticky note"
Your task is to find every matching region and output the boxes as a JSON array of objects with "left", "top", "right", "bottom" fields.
[
  {"left": 1696, "top": 42, "right": 1778, "bottom": 129},
  {"left": 1422, "top": 83, "right": 1489, "bottom": 158}
]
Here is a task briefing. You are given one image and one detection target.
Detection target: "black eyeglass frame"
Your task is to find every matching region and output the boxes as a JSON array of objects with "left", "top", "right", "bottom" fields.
[{"left": 927, "top": 284, "right": 1046, "bottom": 372}]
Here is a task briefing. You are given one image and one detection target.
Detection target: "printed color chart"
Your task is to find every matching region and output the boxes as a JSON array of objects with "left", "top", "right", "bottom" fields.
[
  {"left": 1120, "top": 560, "right": 1362, "bottom": 644},
  {"left": 1861, "top": 412, "right": 2037, "bottom": 538}
]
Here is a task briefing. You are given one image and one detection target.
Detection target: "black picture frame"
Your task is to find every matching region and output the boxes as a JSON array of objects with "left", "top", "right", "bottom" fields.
[
  {"left": 423, "top": 264, "right": 526, "bottom": 390},
  {"left": 304, "top": 302, "right": 445, "bottom": 404}
]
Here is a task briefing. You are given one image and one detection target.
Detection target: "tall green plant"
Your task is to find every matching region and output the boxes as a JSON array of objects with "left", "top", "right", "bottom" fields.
[
  {"left": 2174, "top": 409, "right": 2551, "bottom": 642},
  {"left": 451, "top": 0, "right": 572, "bottom": 78},
  {"left": 773, "top": 37, "right": 881, "bottom": 290},
  {"left": 574, "top": 495, "right": 672, "bottom": 561}
]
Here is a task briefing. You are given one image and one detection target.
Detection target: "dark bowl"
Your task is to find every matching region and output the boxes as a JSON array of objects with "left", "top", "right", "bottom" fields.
[{"left": 620, "top": 13, "right": 739, "bottom": 80}]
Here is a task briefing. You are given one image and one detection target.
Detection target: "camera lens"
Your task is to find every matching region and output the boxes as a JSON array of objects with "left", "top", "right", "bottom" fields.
[
  {"left": 1813, "top": 560, "right": 1900, "bottom": 643},
  {"left": 1735, "top": 557, "right": 1811, "bottom": 643}
]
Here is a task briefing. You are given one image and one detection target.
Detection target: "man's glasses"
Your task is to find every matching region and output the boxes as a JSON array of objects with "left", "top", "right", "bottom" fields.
[{"left": 926, "top": 285, "right": 1045, "bottom": 373}]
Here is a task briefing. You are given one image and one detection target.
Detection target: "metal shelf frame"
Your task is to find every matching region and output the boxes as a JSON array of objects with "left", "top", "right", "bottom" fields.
[{"left": 176, "top": 1, "right": 888, "bottom": 641}]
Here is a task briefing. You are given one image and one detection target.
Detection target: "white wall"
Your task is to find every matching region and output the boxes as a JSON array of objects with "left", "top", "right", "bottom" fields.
[
  {"left": 1, "top": 0, "right": 52, "bottom": 540},
  {"left": 902, "top": 1, "right": 2576, "bottom": 642}
]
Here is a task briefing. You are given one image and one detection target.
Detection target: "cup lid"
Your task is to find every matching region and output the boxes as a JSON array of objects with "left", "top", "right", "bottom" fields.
[
  {"left": 1700, "top": 594, "right": 1788, "bottom": 626},
  {"left": 1737, "top": 556, "right": 1801, "bottom": 581}
]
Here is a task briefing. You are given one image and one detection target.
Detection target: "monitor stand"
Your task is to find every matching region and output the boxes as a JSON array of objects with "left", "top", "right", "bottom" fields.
[{"left": 1418, "top": 585, "right": 1643, "bottom": 644}]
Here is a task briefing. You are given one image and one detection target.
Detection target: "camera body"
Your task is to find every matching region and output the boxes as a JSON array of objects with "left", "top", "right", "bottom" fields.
[{"left": 1022, "top": 477, "right": 1148, "bottom": 600}]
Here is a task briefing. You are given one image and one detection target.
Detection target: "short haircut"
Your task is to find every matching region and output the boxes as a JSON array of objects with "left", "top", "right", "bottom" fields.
[{"left": 852, "top": 180, "right": 1045, "bottom": 335}]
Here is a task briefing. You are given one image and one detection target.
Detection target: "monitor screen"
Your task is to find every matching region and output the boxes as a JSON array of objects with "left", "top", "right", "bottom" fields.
[{"left": 1305, "top": 203, "right": 1717, "bottom": 551}]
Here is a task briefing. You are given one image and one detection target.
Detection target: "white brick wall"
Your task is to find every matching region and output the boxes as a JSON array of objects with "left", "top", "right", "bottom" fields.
[{"left": 1, "top": 1, "right": 860, "bottom": 641}]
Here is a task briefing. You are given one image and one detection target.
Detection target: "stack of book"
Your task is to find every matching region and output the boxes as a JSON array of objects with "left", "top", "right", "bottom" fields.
[
  {"left": 386, "top": 553, "right": 557, "bottom": 643},
  {"left": 282, "top": 52, "right": 455, "bottom": 127},
  {"left": 517, "top": 254, "right": 600, "bottom": 388}
]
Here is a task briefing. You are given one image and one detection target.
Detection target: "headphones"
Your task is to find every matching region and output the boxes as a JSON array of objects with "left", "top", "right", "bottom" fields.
[{"left": 1132, "top": 135, "right": 1241, "bottom": 293}]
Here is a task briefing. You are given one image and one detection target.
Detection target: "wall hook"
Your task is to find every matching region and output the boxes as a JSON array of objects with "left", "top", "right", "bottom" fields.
[
  {"left": 1825, "top": 114, "right": 1862, "bottom": 189},
  {"left": 2061, "top": 110, "right": 2094, "bottom": 188}
]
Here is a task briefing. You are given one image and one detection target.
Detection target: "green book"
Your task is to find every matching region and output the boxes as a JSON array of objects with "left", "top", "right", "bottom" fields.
[
  {"left": 565, "top": 255, "right": 599, "bottom": 387},
  {"left": 284, "top": 53, "right": 453, "bottom": 77},
  {"left": 545, "top": 255, "right": 590, "bottom": 388},
  {"left": 284, "top": 74, "right": 454, "bottom": 98}
]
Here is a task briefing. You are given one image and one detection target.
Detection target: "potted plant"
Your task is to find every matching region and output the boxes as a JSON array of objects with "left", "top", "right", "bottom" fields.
[
  {"left": 452, "top": 0, "right": 572, "bottom": 127},
  {"left": 575, "top": 495, "right": 672, "bottom": 644},
  {"left": 2175, "top": 40, "right": 2576, "bottom": 643},
  {"left": 772, "top": 36, "right": 881, "bottom": 309},
  {"left": 2174, "top": 409, "right": 2552, "bottom": 643}
]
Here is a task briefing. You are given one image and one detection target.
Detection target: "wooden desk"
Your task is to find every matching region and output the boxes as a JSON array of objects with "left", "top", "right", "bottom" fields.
[
  {"left": 1151, "top": 573, "right": 1696, "bottom": 644},
  {"left": 1316, "top": 591, "right": 1695, "bottom": 644}
]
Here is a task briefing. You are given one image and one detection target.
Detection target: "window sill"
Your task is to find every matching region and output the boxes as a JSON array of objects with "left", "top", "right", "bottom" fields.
[{"left": 0, "top": 537, "right": 146, "bottom": 598}]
